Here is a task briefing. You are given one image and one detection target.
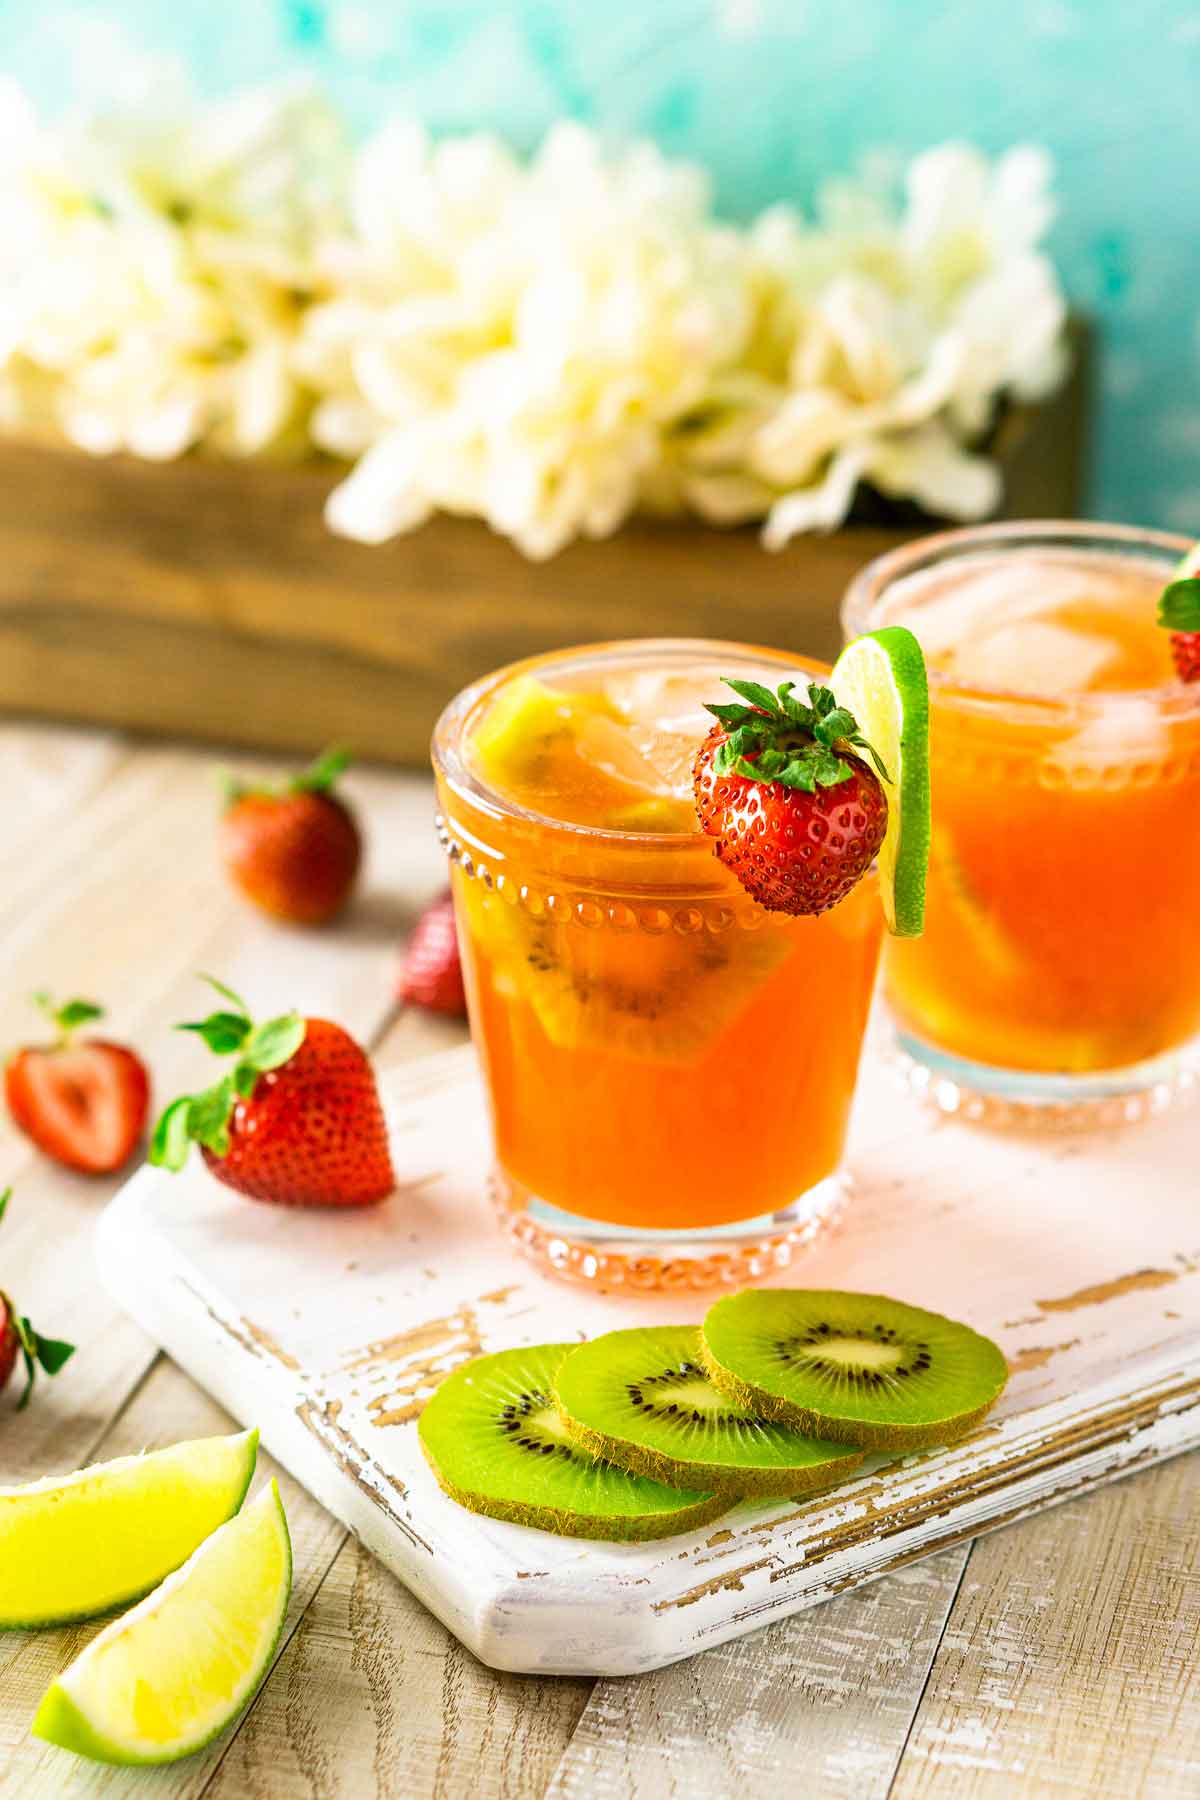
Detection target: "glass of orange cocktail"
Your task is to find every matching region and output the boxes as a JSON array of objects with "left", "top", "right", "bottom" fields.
[
  {"left": 843, "top": 521, "right": 1200, "bottom": 1122},
  {"left": 432, "top": 640, "right": 885, "bottom": 1289}
]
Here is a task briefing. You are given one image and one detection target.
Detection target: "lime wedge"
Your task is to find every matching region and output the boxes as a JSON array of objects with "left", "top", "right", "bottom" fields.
[
  {"left": 0, "top": 1430, "right": 258, "bottom": 1629},
  {"left": 32, "top": 1480, "right": 291, "bottom": 1766},
  {"left": 831, "top": 626, "right": 931, "bottom": 937}
]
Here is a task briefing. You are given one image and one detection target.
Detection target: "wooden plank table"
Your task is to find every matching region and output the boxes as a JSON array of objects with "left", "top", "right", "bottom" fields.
[{"left": 0, "top": 721, "right": 1196, "bottom": 1799}]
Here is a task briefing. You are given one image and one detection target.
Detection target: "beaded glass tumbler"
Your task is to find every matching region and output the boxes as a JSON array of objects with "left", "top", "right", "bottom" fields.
[
  {"left": 843, "top": 522, "right": 1200, "bottom": 1128},
  {"left": 432, "top": 640, "right": 884, "bottom": 1291}
]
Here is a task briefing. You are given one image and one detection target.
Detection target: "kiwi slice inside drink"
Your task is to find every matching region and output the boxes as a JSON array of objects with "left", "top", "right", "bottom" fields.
[
  {"left": 701, "top": 1291, "right": 1008, "bottom": 1452},
  {"left": 459, "top": 878, "right": 790, "bottom": 1064},
  {"left": 554, "top": 1326, "right": 864, "bottom": 1497},
  {"left": 418, "top": 1343, "right": 730, "bottom": 1542}
]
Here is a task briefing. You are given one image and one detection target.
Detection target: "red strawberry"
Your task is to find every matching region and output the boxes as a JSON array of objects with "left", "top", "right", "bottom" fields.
[
  {"left": 0, "top": 1293, "right": 16, "bottom": 1397},
  {"left": 219, "top": 747, "right": 362, "bottom": 926},
  {"left": 0, "top": 1190, "right": 75, "bottom": 1408},
  {"left": 5, "top": 994, "right": 150, "bottom": 1175},
  {"left": 1170, "top": 633, "right": 1200, "bottom": 682},
  {"left": 397, "top": 892, "right": 467, "bottom": 1016},
  {"left": 1159, "top": 573, "right": 1200, "bottom": 683},
  {"left": 151, "top": 978, "right": 393, "bottom": 1208},
  {"left": 693, "top": 677, "right": 888, "bottom": 916}
]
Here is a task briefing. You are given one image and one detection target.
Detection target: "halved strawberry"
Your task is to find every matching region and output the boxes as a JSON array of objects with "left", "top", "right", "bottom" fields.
[
  {"left": 693, "top": 678, "right": 889, "bottom": 916},
  {"left": 151, "top": 978, "right": 394, "bottom": 1208},
  {"left": 219, "top": 747, "right": 362, "bottom": 926},
  {"left": 0, "top": 1190, "right": 75, "bottom": 1408},
  {"left": 4, "top": 995, "right": 150, "bottom": 1175}
]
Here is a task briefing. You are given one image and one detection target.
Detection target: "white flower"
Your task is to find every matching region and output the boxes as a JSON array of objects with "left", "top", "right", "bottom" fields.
[
  {"left": 669, "top": 140, "right": 1068, "bottom": 547},
  {"left": 305, "top": 121, "right": 753, "bottom": 558},
  {"left": 0, "top": 68, "right": 1070, "bottom": 556},
  {"left": 0, "top": 64, "right": 346, "bottom": 461}
]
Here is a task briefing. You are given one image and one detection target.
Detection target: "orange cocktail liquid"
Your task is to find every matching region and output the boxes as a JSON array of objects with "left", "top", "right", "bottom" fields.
[
  {"left": 433, "top": 645, "right": 883, "bottom": 1233},
  {"left": 880, "top": 548, "right": 1200, "bottom": 1075}
]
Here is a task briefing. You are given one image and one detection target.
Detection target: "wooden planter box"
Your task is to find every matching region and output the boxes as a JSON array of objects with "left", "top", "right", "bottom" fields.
[{"left": 0, "top": 323, "right": 1088, "bottom": 766}]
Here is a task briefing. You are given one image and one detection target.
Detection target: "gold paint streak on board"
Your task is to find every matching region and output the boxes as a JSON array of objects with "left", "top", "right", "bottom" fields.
[
  {"left": 661, "top": 1558, "right": 775, "bottom": 1608},
  {"left": 339, "top": 1303, "right": 495, "bottom": 1427},
  {"left": 1008, "top": 1339, "right": 1081, "bottom": 1373},
  {"left": 1036, "top": 1267, "right": 1177, "bottom": 1312},
  {"left": 295, "top": 1395, "right": 434, "bottom": 1556},
  {"left": 241, "top": 1318, "right": 301, "bottom": 1370}
]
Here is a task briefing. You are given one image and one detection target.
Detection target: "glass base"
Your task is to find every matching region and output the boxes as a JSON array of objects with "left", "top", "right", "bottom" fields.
[
  {"left": 489, "top": 1168, "right": 850, "bottom": 1291},
  {"left": 891, "top": 1028, "right": 1200, "bottom": 1130}
]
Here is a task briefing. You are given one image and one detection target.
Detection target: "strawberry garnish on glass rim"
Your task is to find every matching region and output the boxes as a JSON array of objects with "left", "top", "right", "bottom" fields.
[
  {"left": 1158, "top": 556, "right": 1200, "bottom": 682},
  {"left": 693, "top": 679, "right": 890, "bottom": 917},
  {"left": 150, "top": 977, "right": 393, "bottom": 1209},
  {"left": 0, "top": 1189, "right": 75, "bottom": 1409}
]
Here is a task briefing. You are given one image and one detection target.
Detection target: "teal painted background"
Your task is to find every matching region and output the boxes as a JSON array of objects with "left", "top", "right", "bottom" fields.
[{"left": 2, "top": 1, "right": 1197, "bottom": 528}]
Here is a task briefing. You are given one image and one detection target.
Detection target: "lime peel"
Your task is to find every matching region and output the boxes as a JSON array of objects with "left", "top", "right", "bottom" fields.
[
  {"left": 32, "top": 1479, "right": 292, "bottom": 1766},
  {"left": 831, "top": 626, "right": 931, "bottom": 937}
]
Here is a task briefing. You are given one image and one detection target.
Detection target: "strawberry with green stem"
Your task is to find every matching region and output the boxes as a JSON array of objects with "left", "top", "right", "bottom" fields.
[
  {"left": 219, "top": 747, "right": 362, "bottom": 926},
  {"left": 693, "top": 678, "right": 890, "bottom": 916},
  {"left": 0, "top": 1190, "right": 75, "bottom": 1408},
  {"left": 151, "top": 978, "right": 393, "bottom": 1209},
  {"left": 1158, "top": 569, "right": 1200, "bottom": 683}
]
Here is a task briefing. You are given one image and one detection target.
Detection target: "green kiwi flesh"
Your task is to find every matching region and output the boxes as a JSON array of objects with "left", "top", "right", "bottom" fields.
[
  {"left": 418, "top": 1342, "right": 731, "bottom": 1541},
  {"left": 458, "top": 878, "right": 790, "bottom": 1064},
  {"left": 701, "top": 1290, "right": 1008, "bottom": 1452},
  {"left": 554, "top": 1325, "right": 865, "bottom": 1496}
]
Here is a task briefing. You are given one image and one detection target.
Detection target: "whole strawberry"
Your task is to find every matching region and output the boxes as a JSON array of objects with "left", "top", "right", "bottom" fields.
[
  {"left": 219, "top": 747, "right": 362, "bottom": 926},
  {"left": 693, "top": 678, "right": 888, "bottom": 916},
  {"left": 1159, "top": 571, "right": 1200, "bottom": 683},
  {"left": 0, "top": 1190, "right": 75, "bottom": 1408},
  {"left": 5, "top": 993, "right": 150, "bottom": 1175},
  {"left": 397, "top": 892, "right": 467, "bottom": 1016},
  {"left": 151, "top": 978, "right": 393, "bottom": 1208}
]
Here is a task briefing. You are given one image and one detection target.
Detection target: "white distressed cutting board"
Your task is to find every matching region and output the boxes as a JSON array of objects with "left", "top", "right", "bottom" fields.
[{"left": 95, "top": 1038, "right": 1200, "bottom": 1678}]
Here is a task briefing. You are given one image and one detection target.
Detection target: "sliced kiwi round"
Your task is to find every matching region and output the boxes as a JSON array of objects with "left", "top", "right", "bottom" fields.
[
  {"left": 553, "top": 1325, "right": 865, "bottom": 1496},
  {"left": 701, "top": 1290, "right": 1008, "bottom": 1452},
  {"left": 418, "top": 1343, "right": 731, "bottom": 1541},
  {"left": 458, "top": 878, "right": 790, "bottom": 1064}
]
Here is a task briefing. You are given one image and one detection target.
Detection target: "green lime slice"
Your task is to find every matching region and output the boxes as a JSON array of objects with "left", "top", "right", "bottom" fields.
[
  {"left": 32, "top": 1481, "right": 292, "bottom": 1766},
  {"left": 0, "top": 1430, "right": 258, "bottom": 1629},
  {"left": 830, "top": 625, "right": 931, "bottom": 937}
]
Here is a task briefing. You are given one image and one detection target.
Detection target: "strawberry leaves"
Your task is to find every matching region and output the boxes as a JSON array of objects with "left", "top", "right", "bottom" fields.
[
  {"left": 151, "top": 978, "right": 306, "bottom": 1174},
  {"left": 219, "top": 746, "right": 352, "bottom": 809},
  {"left": 11, "top": 1312, "right": 75, "bottom": 1409},
  {"left": 704, "top": 679, "right": 889, "bottom": 794},
  {"left": 31, "top": 992, "right": 104, "bottom": 1045},
  {"left": 1158, "top": 577, "right": 1200, "bottom": 632},
  {"left": 0, "top": 1191, "right": 75, "bottom": 1407}
]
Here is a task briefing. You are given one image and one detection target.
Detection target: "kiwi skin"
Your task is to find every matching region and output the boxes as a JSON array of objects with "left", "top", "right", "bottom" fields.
[
  {"left": 421, "top": 1450, "right": 731, "bottom": 1543},
  {"left": 698, "top": 1320, "right": 1008, "bottom": 1454},
  {"left": 554, "top": 1405, "right": 863, "bottom": 1500}
]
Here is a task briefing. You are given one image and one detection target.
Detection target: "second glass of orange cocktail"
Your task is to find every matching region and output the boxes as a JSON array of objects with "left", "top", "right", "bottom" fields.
[
  {"left": 844, "top": 521, "right": 1200, "bottom": 1122},
  {"left": 432, "top": 637, "right": 919, "bottom": 1289}
]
